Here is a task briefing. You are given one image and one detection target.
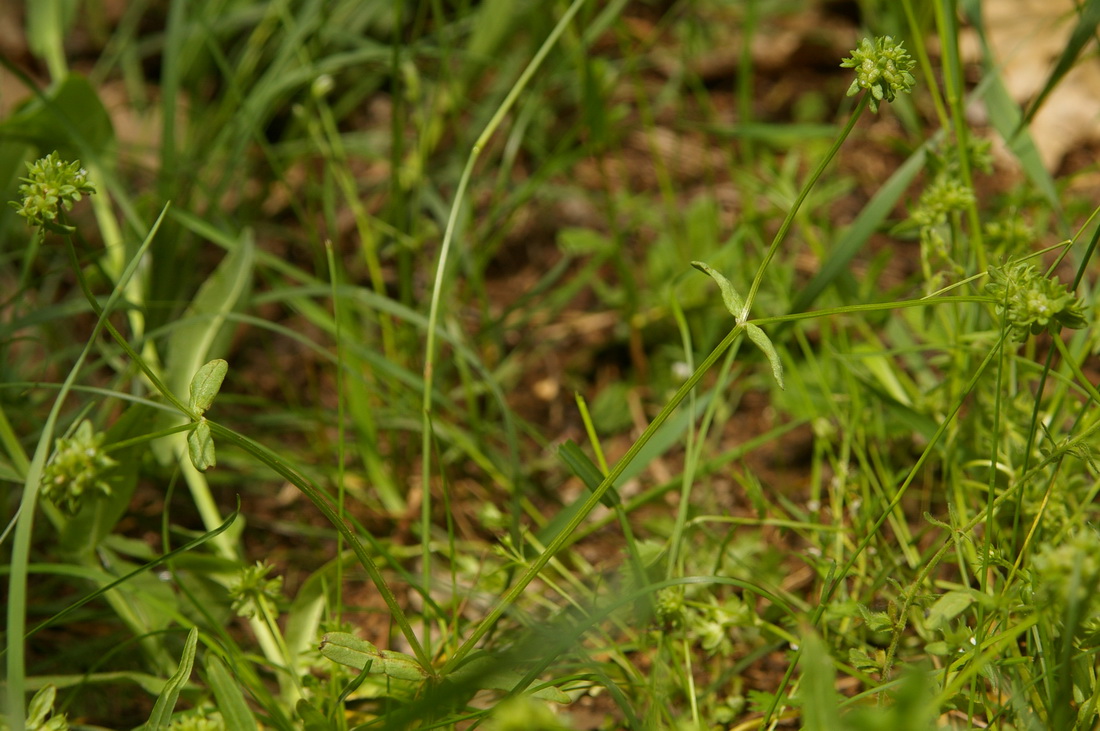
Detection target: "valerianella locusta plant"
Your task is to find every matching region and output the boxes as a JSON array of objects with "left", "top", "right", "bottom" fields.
[
  {"left": 227, "top": 561, "right": 285, "bottom": 619},
  {"left": 840, "top": 36, "right": 917, "bottom": 113},
  {"left": 40, "top": 420, "right": 116, "bottom": 515},
  {"left": 985, "top": 262, "right": 1088, "bottom": 342},
  {"left": 9, "top": 151, "right": 96, "bottom": 231}
]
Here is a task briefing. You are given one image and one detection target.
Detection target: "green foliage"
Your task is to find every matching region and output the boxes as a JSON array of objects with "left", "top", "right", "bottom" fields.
[
  {"left": 6, "top": 3, "right": 1100, "bottom": 730},
  {"left": 0, "top": 686, "right": 69, "bottom": 731},
  {"left": 486, "top": 697, "right": 573, "bottom": 731}
]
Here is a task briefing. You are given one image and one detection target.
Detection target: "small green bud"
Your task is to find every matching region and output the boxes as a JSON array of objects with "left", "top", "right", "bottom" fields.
[
  {"left": 40, "top": 420, "right": 116, "bottom": 515},
  {"left": 655, "top": 587, "right": 685, "bottom": 626},
  {"left": 4, "top": 684, "right": 71, "bottom": 731}
]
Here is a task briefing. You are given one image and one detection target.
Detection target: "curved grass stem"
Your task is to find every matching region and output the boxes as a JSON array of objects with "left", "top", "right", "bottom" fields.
[{"left": 419, "top": 0, "right": 592, "bottom": 659}]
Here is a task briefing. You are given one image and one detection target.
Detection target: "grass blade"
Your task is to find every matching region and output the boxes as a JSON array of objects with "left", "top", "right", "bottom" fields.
[
  {"left": 206, "top": 655, "right": 259, "bottom": 731},
  {"left": 143, "top": 627, "right": 198, "bottom": 730}
]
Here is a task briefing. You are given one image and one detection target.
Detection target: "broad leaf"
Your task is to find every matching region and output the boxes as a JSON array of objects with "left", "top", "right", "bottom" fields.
[
  {"left": 187, "top": 420, "right": 216, "bottom": 472},
  {"left": 319, "top": 632, "right": 427, "bottom": 682},
  {"left": 189, "top": 359, "right": 228, "bottom": 416}
]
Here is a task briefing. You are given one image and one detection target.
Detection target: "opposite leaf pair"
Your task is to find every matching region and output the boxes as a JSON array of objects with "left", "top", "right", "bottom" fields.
[
  {"left": 187, "top": 359, "right": 228, "bottom": 472},
  {"left": 691, "top": 261, "right": 784, "bottom": 390}
]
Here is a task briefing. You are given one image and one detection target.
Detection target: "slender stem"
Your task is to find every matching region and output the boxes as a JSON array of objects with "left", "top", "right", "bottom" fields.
[
  {"left": 445, "top": 324, "right": 746, "bottom": 671},
  {"left": 207, "top": 421, "right": 431, "bottom": 672},
  {"left": 741, "top": 93, "right": 869, "bottom": 318},
  {"left": 419, "top": 0, "right": 591, "bottom": 660}
]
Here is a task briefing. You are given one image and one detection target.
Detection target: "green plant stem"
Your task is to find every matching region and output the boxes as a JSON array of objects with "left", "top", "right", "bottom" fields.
[
  {"left": 902, "top": 0, "right": 949, "bottom": 129},
  {"left": 325, "top": 239, "right": 348, "bottom": 637},
  {"left": 934, "top": 0, "right": 986, "bottom": 272},
  {"left": 444, "top": 323, "right": 745, "bottom": 672},
  {"left": 764, "top": 330, "right": 1006, "bottom": 726},
  {"left": 419, "top": 0, "right": 591, "bottom": 660},
  {"left": 0, "top": 402, "right": 30, "bottom": 478},
  {"left": 741, "top": 93, "right": 869, "bottom": 318},
  {"left": 206, "top": 421, "right": 431, "bottom": 672}
]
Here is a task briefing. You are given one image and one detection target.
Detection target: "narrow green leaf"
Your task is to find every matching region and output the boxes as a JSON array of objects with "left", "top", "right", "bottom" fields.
[
  {"left": 26, "top": 0, "right": 77, "bottom": 77},
  {"left": 189, "top": 359, "right": 228, "bottom": 415},
  {"left": 144, "top": 627, "right": 198, "bottom": 730},
  {"left": 799, "top": 632, "right": 842, "bottom": 731},
  {"left": 559, "top": 440, "right": 620, "bottom": 508},
  {"left": 1018, "top": 0, "right": 1100, "bottom": 133},
  {"left": 206, "top": 655, "right": 258, "bottom": 731},
  {"left": 691, "top": 260, "right": 745, "bottom": 319},
  {"left": 295, "top": 698, "right": 332, "bottom": 731},
  {"left": 448, "top": 653, "right": 571, "bottom": 704},
  {"left": 319, "top": 632, "right": 427, "bottom": 682},
  {"left": 19, "top": 671, "right": 167, "bottom": 695},
  {"left": 187, "top": 420, "right": 216, "bottom": 472},
  {"left": 26, "top": 685, "right": 58, "bottom": 727},
  {"left": 744, "top": 323, "right": 784, "bottom": 390}
]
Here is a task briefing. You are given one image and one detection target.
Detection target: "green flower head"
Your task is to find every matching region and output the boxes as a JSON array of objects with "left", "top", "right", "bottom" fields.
[
  {"left": 9, "top": 151, "right": 96, "bottom": 231},
  {"left": 228, "top": 560, "right": 284, "bottom": 618},
  {"left": 40, "top": 420, "right": 116, "bottom": 515},
  {"left": 841, "top": 36, "right": 917, "bottom": 113},
  {"left": 985, "top": 262, "right": 1088, "bottom": 342}
]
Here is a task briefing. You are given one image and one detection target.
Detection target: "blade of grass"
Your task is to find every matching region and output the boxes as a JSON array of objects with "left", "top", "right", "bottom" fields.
[
  {"left": 143, "top": 627, "right": 198, "bottom": 731},
  {"left": 1016, "top": 0, "right": 1100, "bottom": 135},
  {"left": 420, "top": 0, "right": 593, "bottom": 657}
]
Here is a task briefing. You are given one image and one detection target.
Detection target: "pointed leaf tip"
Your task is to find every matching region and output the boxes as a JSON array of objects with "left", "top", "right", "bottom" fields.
[
  {"left": 745, "top": 323, "right": 784, "bottom": 389},
  {"left": 691, "top": 260, "right": 745, "bottom": 319}
]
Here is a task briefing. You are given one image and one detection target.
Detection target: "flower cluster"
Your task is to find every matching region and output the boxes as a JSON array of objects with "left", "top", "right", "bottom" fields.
[
  {"left": 9, "top": 152, "right": 96, "bottom": 230},
  {"left": 227, "top": 560, "right": 284, "bottom": 619},
  {"left": 40, "top": 420, "right": 116, "bottom": 515},
  {"left": 985, "top": 262, "right": 1088, "bottom": 342},
  {"left": 841, "top": 36, "right": 917, "bottom": 113},
  {"left": 912, "top": 177, "right": 976, "bottom": 260},
  {"left": 654, "top": 587, "right": 685, "bottom": 626},
  {"left": 1031, "top": 528, "right": 1100, "bottom": 610},
  {"left": 165, "top": 710, "right": 225, "bottom": 731}
]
